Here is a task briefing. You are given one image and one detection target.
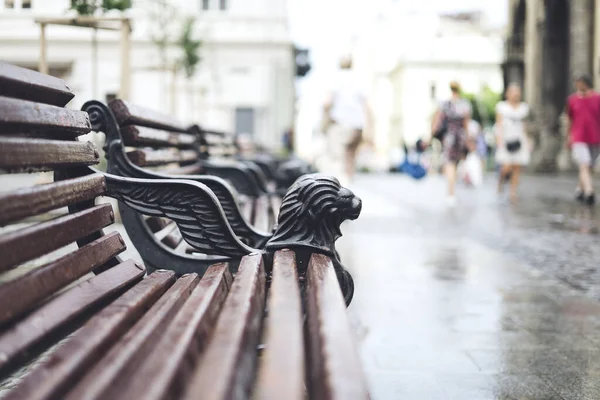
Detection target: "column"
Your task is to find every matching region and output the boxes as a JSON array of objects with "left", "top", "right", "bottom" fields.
[
  {"left": 119, "top": 19, "right": 131, "bottom": 100},
  {"left": 569, "top": 0, "right": 594, "bottom": 80},
  {"left": 39, "top": 23, "right": 48, "bottom": 74},
  {"left": 524, "top": 0, "right": 542, "bottom": 110}
]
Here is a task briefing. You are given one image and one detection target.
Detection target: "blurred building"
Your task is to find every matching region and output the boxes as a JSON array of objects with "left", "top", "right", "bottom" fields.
[
  {"left": 353, "top": 10, "right": 503, "bottom": 156},
  {"left": 504, "top": 0, "right": 599, "bottom": 171},
  {"left": 0, "top": 0, "right": 295, "bottom": 148}
]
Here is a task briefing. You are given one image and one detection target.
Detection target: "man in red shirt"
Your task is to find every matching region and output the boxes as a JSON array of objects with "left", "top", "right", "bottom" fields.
[{"left": 566, "top": 74, "right": 600, "bottom": 205}]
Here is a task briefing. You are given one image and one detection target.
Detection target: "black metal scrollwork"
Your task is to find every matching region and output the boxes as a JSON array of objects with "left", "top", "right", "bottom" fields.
[{"left": 104, "top": 173, "right": 361, "bottom": 303}]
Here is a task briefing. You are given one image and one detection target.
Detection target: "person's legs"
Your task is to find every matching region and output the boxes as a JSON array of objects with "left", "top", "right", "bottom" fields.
[
  {"left": 497, "top": 164, "right": 510, "bottom": 194},
  {"left": 573, "top": 143, "right": 594, "bottom": 196},
  {"left": 509, "top": 164, "right": 521, "bottom": 200},
  {"left": 345, "top": 146, "right": 357, "bottom": 181},
  {"left": 445, "top": 162, "right": 457, "bottom": 197}
]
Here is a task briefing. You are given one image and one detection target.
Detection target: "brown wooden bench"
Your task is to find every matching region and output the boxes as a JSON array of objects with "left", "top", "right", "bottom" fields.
[
  {"left": 104, "top": 99, "right": 275, "bottom": 232},
  {"left": 0, "top": 62, "right": 369, "bottom": 399}
]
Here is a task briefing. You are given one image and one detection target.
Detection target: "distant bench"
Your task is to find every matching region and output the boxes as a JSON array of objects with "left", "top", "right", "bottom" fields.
[{"left": 0, "top": 61, "right": 368, "bottom": 399}]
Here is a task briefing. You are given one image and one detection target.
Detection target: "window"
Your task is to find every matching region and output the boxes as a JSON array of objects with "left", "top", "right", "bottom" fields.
[
  {"left": 3, "top": 0, "right": 32, "bottom": 10},
  {"left": 22, "top": 0, "right": 30, "bottom": 8},
  {"left": 219, "top": 0, "right": 226, "bottom": 10},
  {"left": 202, "top": 0, "right": 210, "bottom": 10},
  {"left": 4, "top": 0, "right": 15, "bottom": 8}
]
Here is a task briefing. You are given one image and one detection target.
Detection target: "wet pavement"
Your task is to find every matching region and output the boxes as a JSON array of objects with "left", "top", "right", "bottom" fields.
[{"left": 338, "top": 173, "right": 600, "bottom": 399}]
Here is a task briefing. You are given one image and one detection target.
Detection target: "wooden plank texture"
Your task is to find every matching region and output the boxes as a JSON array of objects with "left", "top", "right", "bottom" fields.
[
  {"left": 0, "top": 204, "right": 115, "bottom": 273},
  {"left": 0, "top": 174, "right": 106, "bottom": 226},
  {"left": 126, "top": 148, "right": 197, "bottom": 167},
  {"left": 121, "top": 125, "right": 196, "bottom": 148},
  {"left": 183, "top": 253, "right": 266, "bottom": 400},
  {"left": 109, "top": 99, "right": 189, "bottom": 133},
  {"left": 0, "top": 137, "right": 99, "bottom": 172},
  {"left": 0, "top": 62, "right": 74, "bottom": 107},
  {"left": 255, "top": 250, "right": 305, "bottom": 400},
  {"left": 110, "top": 263, "right": 232, "bottom": 400},
  {"left": 4, "top": 270, "right": 176, "bottom": 400},
  {"left": 0, "top": 232, "right": 126, "bottom": 326},
  {"left": 0, "top": 260, "right": 146, "bottom": 377},
  {"left": 305, "top": 254, "right": 369, "bottom": 400},
  {"left": 65, "top": 273, "right": 200, "bottom": 400},
  {"left": 0, "top": 96, "right": 90, "bottom": 135}
]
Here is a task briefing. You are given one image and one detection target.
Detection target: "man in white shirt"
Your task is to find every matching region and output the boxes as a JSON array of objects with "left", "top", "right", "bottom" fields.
[{"left": 322, "top": 56, "right": 372, "bottom": 183}]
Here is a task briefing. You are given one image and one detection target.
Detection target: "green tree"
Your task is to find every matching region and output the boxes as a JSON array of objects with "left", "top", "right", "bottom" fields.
[
  {"left": 462, "top": 86, "right": 501, "bottom": 126},
  {"left": 177, "top": 17, "right": 202, "bottom": 79}
]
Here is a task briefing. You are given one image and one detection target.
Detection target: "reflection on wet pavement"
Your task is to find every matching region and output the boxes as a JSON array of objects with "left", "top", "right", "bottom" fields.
[{"left": 339, "top": 174, "right": 600, "bottom": 399}]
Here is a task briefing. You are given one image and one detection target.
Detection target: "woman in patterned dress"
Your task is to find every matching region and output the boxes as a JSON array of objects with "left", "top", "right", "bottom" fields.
[{"left": 432, "top": 81, "right": 472, "bottom": 206}]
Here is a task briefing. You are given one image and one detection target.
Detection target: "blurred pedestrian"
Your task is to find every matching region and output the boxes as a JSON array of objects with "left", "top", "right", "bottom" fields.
[
  {"left": 566, "top": 74, "right": 600, "bottom": 205},
  {"left": 431, "top": 81, "right": 472, "bottom": 206},
  {"left": 322, "top": 55, "right": 372, "bottom": 183},
  {"left": 495, "top": 84, "right": 530, "bottom": 201}
]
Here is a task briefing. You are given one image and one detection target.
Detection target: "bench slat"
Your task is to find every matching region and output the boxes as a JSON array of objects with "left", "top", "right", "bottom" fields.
[
  {"left": 109, "top": 99, "right": 189, "bottom": 133},
  {"left": 0, "top": 96, "right": 90, "bottom": 135},
  {"left": 0, "top": 232, "right": 126, "bottom": 326},
  {"left": 111, "top": 263, "right": 232, "bottom": 400},
  {"left": 65, "top": 273, "right": 200, "bottom": 400},
  {"left": 0, "top": 174, "right": 106, "bottom": 226},
  {"left": 0, "top": 62, "right": 74, "bottom": 107},
  {"left": 305, "top": 254, "right": 369, "bottom": 400},
  {"left": 126, "top": 148, "right": 197, "bottom": 167},
  {"left": 164, "top": 163, "right": 202, "bottom": 175},
  {"left": 0, "top": 259, "right": 145, "bottom": 377},
  {"left": 0, "top": 204, "right": 114, "bottom": 273},
  {"left": 121, "top": 125, "right": 196, "bottom": 148},
  {"left": 0, "top": 137, "right": 99, "bottom": 173},
  {"left": 4, "top": 270, "right": 176, "bottom": 400},
  {"left": 255, "top": 250, "right": 305, "bottom": 400},
  {"left": 183, "top": 254, "right": 266, "bottom": 400}
]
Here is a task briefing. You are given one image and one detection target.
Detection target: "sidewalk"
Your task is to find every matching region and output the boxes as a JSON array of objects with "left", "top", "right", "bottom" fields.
[{"left": 340, "top": 174, "right": 600, "bottom": 399}]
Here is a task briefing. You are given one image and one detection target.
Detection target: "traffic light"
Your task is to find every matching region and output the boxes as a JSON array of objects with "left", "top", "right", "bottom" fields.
[{"left": 295, "top": 47, "right": 311, "bottom": 77}]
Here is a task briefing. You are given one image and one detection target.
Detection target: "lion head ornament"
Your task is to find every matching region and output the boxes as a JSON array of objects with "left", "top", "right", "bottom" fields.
[{"left": 266, "top": 174, "right": 362, "bottom": 255}]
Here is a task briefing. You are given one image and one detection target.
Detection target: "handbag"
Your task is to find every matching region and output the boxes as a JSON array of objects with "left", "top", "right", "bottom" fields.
[{"left": 506, "top": 140, "right": 521, "bottom": 153}]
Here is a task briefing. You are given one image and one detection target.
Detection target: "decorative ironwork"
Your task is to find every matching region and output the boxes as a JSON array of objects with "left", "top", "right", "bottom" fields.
[
  {"left": 104, "top": 172, "right": 361, "bottom": 303},
  {"left": 82, "top": 100, "right": 270, "bottom": 247}
]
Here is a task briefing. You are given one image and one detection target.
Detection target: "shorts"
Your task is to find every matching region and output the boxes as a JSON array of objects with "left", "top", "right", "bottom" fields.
[{"left": 572, "top": 143, "right": 600, "bottom": 166}]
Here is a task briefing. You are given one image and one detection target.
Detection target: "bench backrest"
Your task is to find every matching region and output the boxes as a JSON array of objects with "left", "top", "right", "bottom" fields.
[
  {"left": 108, "top": 99, "right": 200, "bottom": 173},
  {"left": 0, "top": 62, "right": 144, "bottom": 378}
]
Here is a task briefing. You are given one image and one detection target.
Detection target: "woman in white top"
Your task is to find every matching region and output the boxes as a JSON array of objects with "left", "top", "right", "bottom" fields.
[
  {"left": 323, "top": 56, "right": 371, "bottom": 183},
  {"left": 495, "top": 84, "right": 530, "bottom": 200}
]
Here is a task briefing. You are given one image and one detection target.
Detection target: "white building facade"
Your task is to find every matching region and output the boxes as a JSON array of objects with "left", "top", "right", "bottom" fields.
[
  {"left": 0, "top": 0, "right": 295, "bottom": 148},
  {"left": 353, "top": 10, "right": 504, "bottom": 157}
]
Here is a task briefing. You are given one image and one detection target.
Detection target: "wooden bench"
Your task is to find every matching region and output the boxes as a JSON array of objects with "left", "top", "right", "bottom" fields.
[
  {"left": 106, "top": 99, "right": 274, "bottom": 230},
  {"left": 0, "top": 62, "right": 368, "bottom": 399},
  {"left": 199, "top": 128, "right": 316, "bottom": 197}
]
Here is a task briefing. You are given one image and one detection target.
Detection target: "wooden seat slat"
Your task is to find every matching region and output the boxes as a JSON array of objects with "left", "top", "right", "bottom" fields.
[
  {"left": 65, "top": 273, "right": 200, "bottom": 400},
  {"left": 4, "top": 270, "right": 176, "bottom": 400},
  {"left": 109, "top": 99, "right": 189, "bottom": 133},
  {"left": 305, "top": 254, "right": 369, "bottom": 400},
  {"left": 0, "top": 96, "right": 90, "bottom": 135},
  {"left": 164, "top": 163, "right": 202, "bottom": 175},
  {"left": 0, "top": 204, "right": 114, "bottom": 273},
  {"left": 255, "top": 250, "right": 305, "bottom": 400},
  {"left": 0, "top": 137, "right": 99, "bottom": 172},
  {"left": 110, "top": 263, "right": 232, "bottom": 400},
  {"left": 126, "top": 148, "right": 198, "bottom": 167},
  {"left": 0, "top": 62, "right": 74, "bottom": 107},
  {"left": 0, "top": 174, "right": 106, "bottom": 226},
  {"left": 0, "top": 232, "right": 126, "bottom": 326},
  {"left": 183, "top": 254, "right": 266, "bottom": 400},
  {"left": 0, "top": 260, "right": 145, "bottom": 377},
  {"left": 121, "top": 125, "right": 196, "bottom": 148}
]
